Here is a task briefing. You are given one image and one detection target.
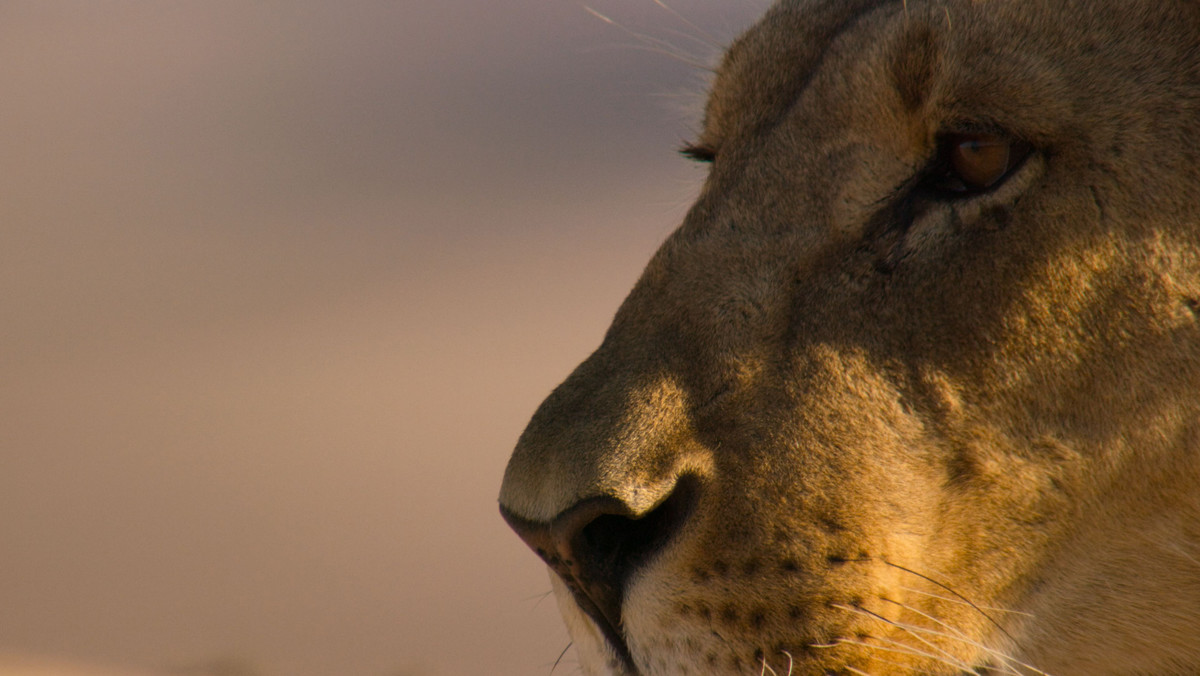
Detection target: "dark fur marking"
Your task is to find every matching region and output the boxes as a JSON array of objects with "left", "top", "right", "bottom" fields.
[
  {"left": 890, "top": 22, "right": 941, "bottom": 112},
  {"left": 721, "top": 604, "right": 739, "bottom": 624},
  {"left": 750, "top": 610, "right": 767, "bottom": 629}
]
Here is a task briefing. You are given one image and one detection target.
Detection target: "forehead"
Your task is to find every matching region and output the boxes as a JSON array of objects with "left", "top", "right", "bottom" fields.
[{"left": 696, "top": 0, "right": 1183, "bottom": 153}]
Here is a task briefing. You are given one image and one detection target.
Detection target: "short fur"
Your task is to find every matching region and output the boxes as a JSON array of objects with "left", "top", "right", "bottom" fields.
[{"left": 499, "top": 1, "right": 1200, "bottom": 674}]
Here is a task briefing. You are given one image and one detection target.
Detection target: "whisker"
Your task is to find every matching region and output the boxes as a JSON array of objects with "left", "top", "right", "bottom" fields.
[
  {"left": 857, "top": 652, "right": 943, "bottom": 675},
  {"left": 832, "top": 604, "right": 980, "bottom": 674},
  {"left": 650, "top": 0, "right": 725, "bottom": 48},
  {"left": 588, "top": 42, "right": 714, "bottom": 70},
  {"left": 525, "top": 589, "right": 557, "bottom": 609},
  {"left": 582, "top": 5, "right": 715, "bottom": 71},
  {"left": 878, "top": 601, "right": 1021, "bottom": 675},
  {"left": 881, "top": 597, "right": 1050, "bottom": 676},
  {"left": 658, "top": 26, "right": 724, "bottom": 55},
  {"left": 899, "top": 586, "right": 1035, "bottom": 617},
  {"left": 780, "top": 650, "right": 794, "bottom": 676},
  {"left": 846, "top": 668, "right": 876, "bottom": 676},
  {"left": 883, "top": 560, "right": 1019, "bottom": 644},
  {"left": 1164, "top": 541, "right": 1200, "bottom": 568},
  {"left": 549, "top": 641, "right": 573, "bottom": 675},
  {"left": 808, "top": 639, "right": 943, "bottom": 676},
  {"left": 756, "top": 649, "right": 798, "bottom": 676},
  {"left": 834, "top": 636, "right": 975, "bottom": 674}
]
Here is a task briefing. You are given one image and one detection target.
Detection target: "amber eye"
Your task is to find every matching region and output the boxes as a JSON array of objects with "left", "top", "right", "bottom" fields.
[{"left": 930, "top": 131, "right": 1030, "bottom": 196}]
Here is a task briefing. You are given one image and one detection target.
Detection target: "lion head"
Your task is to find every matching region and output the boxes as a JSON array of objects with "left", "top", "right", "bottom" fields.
[{"left": 498, "top": 1, "right": 1200, "bottom": 674}]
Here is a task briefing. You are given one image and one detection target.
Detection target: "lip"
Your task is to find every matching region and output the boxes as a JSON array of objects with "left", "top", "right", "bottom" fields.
[
  {"left": 502, "top": 479, "right": 701, "bottom": 676},
  {"left": 501, "top": 502, "right": 642, "bottom": 674},
  {"left": 558, "top": 582, "right": 641, "bottom": 675}
]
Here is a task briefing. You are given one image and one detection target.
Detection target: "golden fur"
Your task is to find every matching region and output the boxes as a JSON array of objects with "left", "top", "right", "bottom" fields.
[{"left": 499, "top": 1, "right": 1200, "bottom": 674}]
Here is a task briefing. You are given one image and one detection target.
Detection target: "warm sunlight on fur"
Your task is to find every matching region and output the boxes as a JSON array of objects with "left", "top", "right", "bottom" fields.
[{"left": 499, "top": 0, "right": 1200, "bottom": 674}]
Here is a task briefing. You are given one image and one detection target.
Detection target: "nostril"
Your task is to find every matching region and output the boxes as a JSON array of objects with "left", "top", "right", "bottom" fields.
[
  {"left": 573, "top": 475, "right": 701, "bottom": 600},
  {"left": 500, "top": 475, "right": 701, "bottom": 668}
]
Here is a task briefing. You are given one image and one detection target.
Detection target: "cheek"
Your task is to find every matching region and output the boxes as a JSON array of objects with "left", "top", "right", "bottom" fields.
[{"left": 900, "top": 203, "right": 957, "bottom": 260}]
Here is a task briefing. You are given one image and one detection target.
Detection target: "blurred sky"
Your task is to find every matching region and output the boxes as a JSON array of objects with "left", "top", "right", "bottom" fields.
[{"left": 0, "top": 2, "right": 764, "bottom": 675}]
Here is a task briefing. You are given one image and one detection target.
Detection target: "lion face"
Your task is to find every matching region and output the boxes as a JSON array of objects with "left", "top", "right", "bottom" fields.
[{"left": 498, "top": 1, "right": 1200, "bottom": 674}]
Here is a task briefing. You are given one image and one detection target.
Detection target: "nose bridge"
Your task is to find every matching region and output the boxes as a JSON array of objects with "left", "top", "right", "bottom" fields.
[
  {"left": 499, "top": 158, "right": 835, "bottom": 524},
  {"left": 499, "top": 104, "right": 864, "bottom": 523}
]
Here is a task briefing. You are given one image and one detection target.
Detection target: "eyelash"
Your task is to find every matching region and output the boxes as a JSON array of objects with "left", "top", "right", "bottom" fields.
[{"left": 680, "top": 143, "right": 716, "bottom": 163}]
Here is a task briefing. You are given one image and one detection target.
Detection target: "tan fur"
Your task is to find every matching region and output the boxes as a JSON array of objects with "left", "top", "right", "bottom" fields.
[{"left": 499, "top": 1, "right": 1200, "bottom": 674}]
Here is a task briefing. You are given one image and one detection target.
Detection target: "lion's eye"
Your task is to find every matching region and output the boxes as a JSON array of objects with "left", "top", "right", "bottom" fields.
[{"left": 926, "top": 132, "right": 1030, "bottom": 196}]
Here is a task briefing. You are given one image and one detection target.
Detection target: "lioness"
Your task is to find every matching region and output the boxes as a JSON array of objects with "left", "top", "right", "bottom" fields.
[{"left": 498, "top": 0, "right": 1200, "bottom": 674}]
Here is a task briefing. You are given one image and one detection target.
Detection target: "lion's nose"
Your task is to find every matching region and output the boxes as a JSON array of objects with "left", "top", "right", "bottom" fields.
[{"left": 500, "top": 475, "right": 700, "bottom": 650}]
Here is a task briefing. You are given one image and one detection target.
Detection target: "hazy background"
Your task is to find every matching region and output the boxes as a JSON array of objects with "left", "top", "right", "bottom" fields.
[{"left": 0, "top": 2, "right": 764, "bottom": 675}]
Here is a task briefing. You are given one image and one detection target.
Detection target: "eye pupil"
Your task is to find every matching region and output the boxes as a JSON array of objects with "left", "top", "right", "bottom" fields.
[{"left": 949, "top": 133, "right": 1013, "bottom": 190}]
